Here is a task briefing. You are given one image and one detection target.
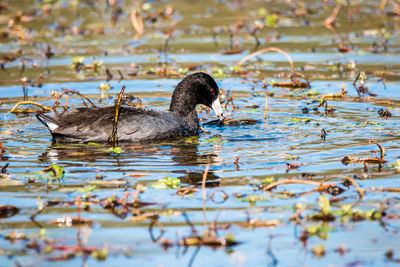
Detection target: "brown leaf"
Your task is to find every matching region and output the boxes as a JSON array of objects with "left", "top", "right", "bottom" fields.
[
  {"left": 48, "top": 252, "right": 76, "bottom": 261},
  {"left": 130, "top": 212, "right": 159, "bottom": 221},
  {"left": 220, "top": 49, "right": 243, "bottom": 55},
  {"left": 127, "top": 173, "right": 147, "bottom": 178},
  {"left": 175, "top": 187, "right": 199, "bottom": 196}
]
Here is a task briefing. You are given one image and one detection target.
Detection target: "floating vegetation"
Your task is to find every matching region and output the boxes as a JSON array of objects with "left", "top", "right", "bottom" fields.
[
  {"left": 341, "top": 139, "right": 386, "bottom": 171},
  {"left": 152, "top": 177, "right": 181, "bottom": 189}
]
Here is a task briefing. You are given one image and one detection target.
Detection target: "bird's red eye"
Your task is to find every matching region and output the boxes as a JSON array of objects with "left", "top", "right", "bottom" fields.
[{"left": 210, "top": 89, "right": 214, "bottom": 94}]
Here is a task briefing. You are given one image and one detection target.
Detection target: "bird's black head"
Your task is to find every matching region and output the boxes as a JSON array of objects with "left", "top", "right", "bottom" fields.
[{"left": 170, "top": 72, "right": 224, "bottom": 122}]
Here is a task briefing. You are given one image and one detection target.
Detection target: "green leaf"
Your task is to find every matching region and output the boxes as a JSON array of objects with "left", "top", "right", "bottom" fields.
[
  {"left": 237, "top": 195, "right": 268, "bottom": 203},
  {"left": 387, "top": 159, "right": 400, "bottom": 171},
  {"left": 261, "top": 177, "right": 275, "bottom": 184},
  {"left": 285, "top": 117, "right": 311, "bottom": 123},
  {"left": 366, "top": 209, "right": 381, "bottom": 220},
  {"left": 91, "top": 249, "right": 107, "bottom": 261},
  {"left": 151, "top": 177, "right": 181, "bottom": 189},
  {"left": 340, "top": 204, "right": 352, "bottom": 214},
  {"left": 142, "top": 3, "right": 152, "bottom": 11},
  {"left": 227, "top": 65, "right": 243, "bottom": 72},
  {"left": 265, "top": 14, "right": 278, "bottom": 27},
  {"left": 212, "top": 68, "right": 226, "bottom": 79},
  {"left": 307, "top": 223, "right": 334, "bottom": 240},
  {"left": 225, "top": 233, "right": 235, "bottom": 242},
  {"left": 71, "top": 56, "right": 85, "bottom": 64},
  {"left": 201, "top": 137, "right": 226, "bottom": 144},
  {"left": 318, "top": 195, "right": 330, "bottom": 215},
  {"left": 258, "top": 7, "right": 267, "bottom": 16},
  {"left": 306, "top": 90, "right": 319, "bottom": 95},
  {"left": 184, "top": 136, "right": 199, "bottom": 144},
  {"left": 99, "top": 83, "right": 112, "bottom": 90},
  {"left": 112, "top": 147, "right": 124, "bottom": 154},
  {"left": 51, "top": 165, "right": 64, "bottom": 179},
  {"left": 87, "top": 142, "right": 101, "bottom": 147},
  {"left": 102, "top": 147, "right": 124, "bottom": 154},
  {"left": 37, "top": 165, "right": 64, "bottom": 180},
  {"left": 284, "top": 154, "right": 299, "bottom": 160},
  {"left": 79, "top": 185, "right": 97, "bottom": 193},
  {"left": 307, "top": 224, "right": 319, "bottom": 234},
  {"left": 178, "top": 67, "right": 189, "bottom": 74}
]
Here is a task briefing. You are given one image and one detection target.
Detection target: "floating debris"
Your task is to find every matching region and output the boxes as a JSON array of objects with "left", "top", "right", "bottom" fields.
[
  {"left": 0, "top": 204, "right": 19, "bottom": 219},
  {"left": 341, "top": 139, "right": 386, "bottom": 171},
  {"left": 378, "top": 108, "right": 391, "bottom": 119}
]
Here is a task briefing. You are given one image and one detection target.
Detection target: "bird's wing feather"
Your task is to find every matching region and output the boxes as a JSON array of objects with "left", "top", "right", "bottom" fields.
[{"left": 48, "top": 106, "right": 191, "bottom": 142}]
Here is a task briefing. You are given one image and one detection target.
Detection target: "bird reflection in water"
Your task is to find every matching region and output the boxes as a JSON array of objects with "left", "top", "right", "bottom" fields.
[{"left": 39, "top": 139, "right": 222, "bottom": 187}]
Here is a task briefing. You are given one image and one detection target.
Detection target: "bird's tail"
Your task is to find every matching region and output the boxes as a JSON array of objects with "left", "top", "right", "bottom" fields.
[{"left": 36, "top": 113, "right": 59, "bottom": 132}]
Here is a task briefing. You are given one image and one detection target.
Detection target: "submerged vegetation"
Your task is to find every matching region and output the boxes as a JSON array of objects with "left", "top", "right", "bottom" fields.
[{"left": 0, "top": 0, "right": 400, "bottom": 266}]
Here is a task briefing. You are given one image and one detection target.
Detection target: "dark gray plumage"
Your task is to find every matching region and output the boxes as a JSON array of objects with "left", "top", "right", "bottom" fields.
[{"left": 36, "top": 72, "right": 224, "bottom": 143}]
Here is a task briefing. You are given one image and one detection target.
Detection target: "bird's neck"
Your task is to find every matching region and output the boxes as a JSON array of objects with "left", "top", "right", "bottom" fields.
[
  {"left": 182, "top": 109, "right": 199, "bottom": 133},
  {"left": 169, "top": 92, "right": 199, "bottom": 132},
  {"left": 169, "top": 85, "right": 197, "bottom": 117},
  {"left": 170, "top": 102, "right": 199, "bottom": 132}
]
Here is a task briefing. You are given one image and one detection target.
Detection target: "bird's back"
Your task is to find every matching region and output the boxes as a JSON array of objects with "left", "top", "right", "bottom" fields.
[{"left": 37, "top": 106, "right": 198, "bottom": 143}]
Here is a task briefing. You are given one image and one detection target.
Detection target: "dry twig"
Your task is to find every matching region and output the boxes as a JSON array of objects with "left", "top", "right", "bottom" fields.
[
  {"left": 324, "top": 2, "right": 343, "bottom": 26},
  {"left": 202, "top": 164, "right": 210, "bottom": 226},
  {"left": 0, "top": 141, "right": 5, "bottom": 153},
  {"left": 10, "top": 101, "right": 51, "bottom": 113},
  {"left": 130, "top": 7, "right": 144, "bottom": 39},
  {"left": 52, "top": 89, "right": 96, "bottom": 113},
  {"left": 263, "top": 179, "right": 334, "bottom": 192},
  {"left": 109, "top": 85, "right": 126, "bottom": 146},
  {"left": 237, "top": 47, "right": 294, "bottom": 72}
]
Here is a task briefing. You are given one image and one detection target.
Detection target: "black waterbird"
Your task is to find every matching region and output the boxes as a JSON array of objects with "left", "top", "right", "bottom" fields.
[{"left": 37, "top": 72, "right": 224, "bottom": 143}]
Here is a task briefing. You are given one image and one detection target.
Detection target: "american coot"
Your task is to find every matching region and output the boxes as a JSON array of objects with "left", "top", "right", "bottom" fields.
[{"left": 36, "top": 72, "right": 224, "bottom": 143}]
